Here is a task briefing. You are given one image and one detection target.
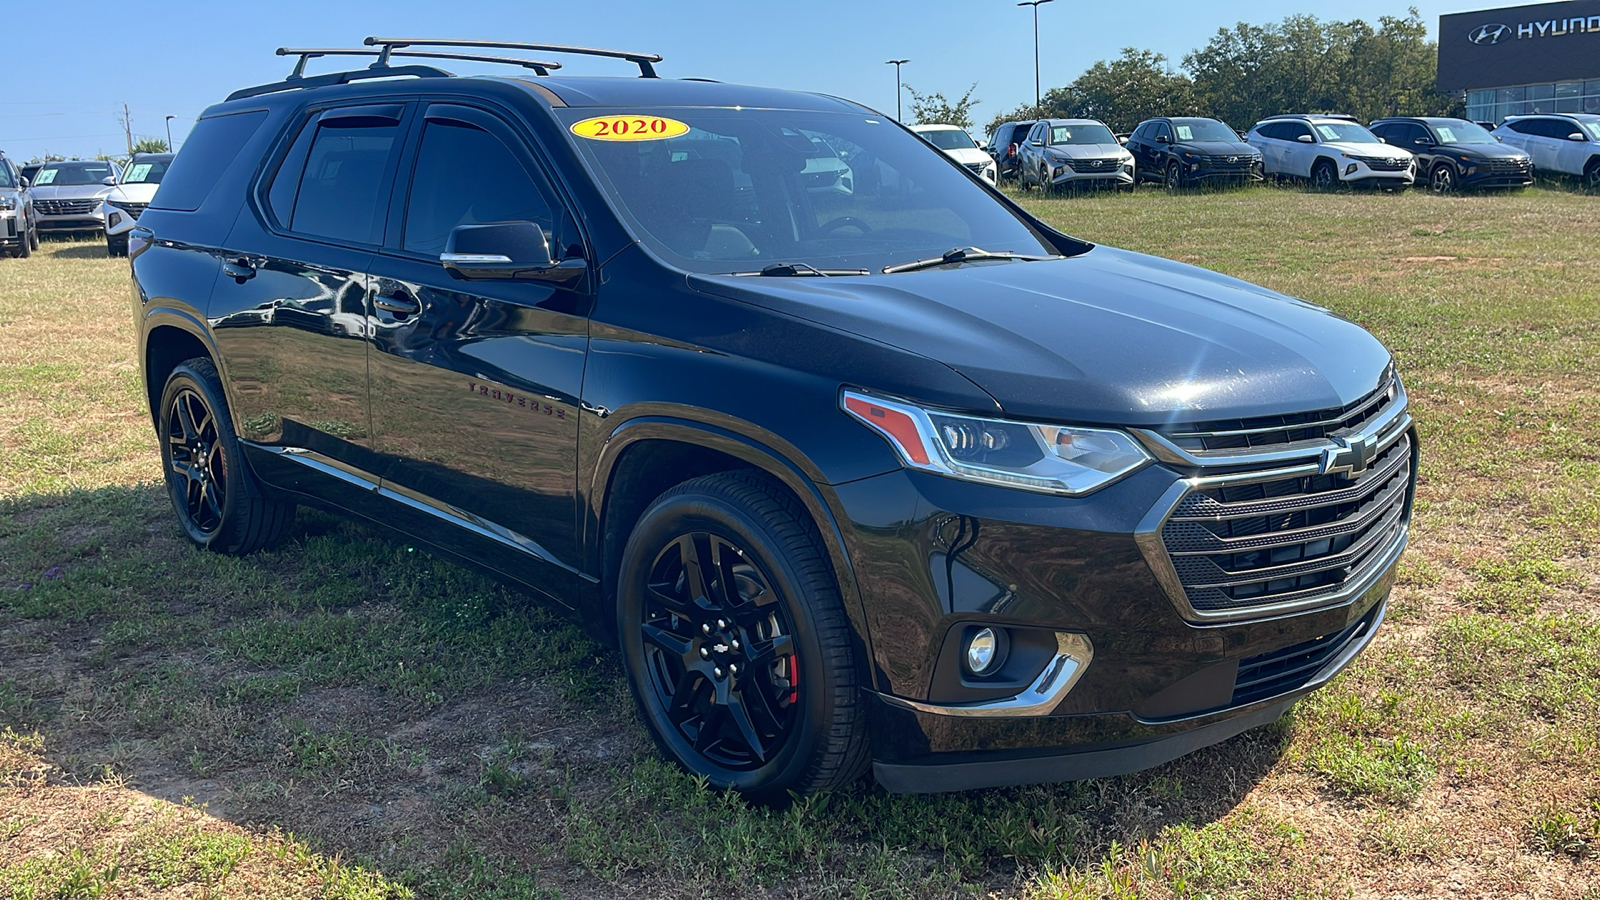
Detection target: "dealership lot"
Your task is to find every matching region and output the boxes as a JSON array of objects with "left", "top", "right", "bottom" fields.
[{"left": 3, "top": 186, "right": 1598, "bottom": 898}]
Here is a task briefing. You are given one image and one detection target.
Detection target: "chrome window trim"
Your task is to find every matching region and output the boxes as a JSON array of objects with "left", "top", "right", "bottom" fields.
[{"left": 877, "top": 632, "right": 1093, "bottom": 718}]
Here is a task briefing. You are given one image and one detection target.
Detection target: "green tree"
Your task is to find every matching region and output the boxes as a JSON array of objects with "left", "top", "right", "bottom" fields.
[
  {"left": 903, "top": 83, "right": 980, "bottom": 130},
  {"left": 131, "top": 137, "right": 170, "bottom": 154},
  {"left": 1047, "top": 48, "right": 1197, "bottom": 133}
]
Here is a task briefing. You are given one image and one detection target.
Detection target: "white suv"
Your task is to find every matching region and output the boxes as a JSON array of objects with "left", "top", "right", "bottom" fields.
[
  {"left": 910, "top": 124, "right": 997, "bottom": 184},
  {"left": 1246, "top": 115, "right": 1415, "bottom": 190},
  {"left": 1493, "top": 114, "right": 1600, "bottom": 190}
]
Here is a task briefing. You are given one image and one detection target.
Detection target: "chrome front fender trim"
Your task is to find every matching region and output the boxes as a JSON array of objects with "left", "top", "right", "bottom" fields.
[{"left": 876, "top": 632, "right": 1094, "bottom": 718}]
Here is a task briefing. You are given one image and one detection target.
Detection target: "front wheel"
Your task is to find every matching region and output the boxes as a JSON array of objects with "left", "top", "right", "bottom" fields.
[
  {"left": 1585, "top": 160, "right": 1600, "bottom": 193},
  {"left": 1430, "top": 163, "right": 1458, "bottom": 194},
  {"left": 617, "top": 472, "right": 868, "bottom": 802},
  {"left": 1165, "top": 160, "right": 1184, "bottom": 190},
  {"left": 1311, "top": 160, "right": 1339, "bottom": 191},
  {"left": 158, "top": 358, "right": 293, "bottom": 554},
  {"left": 107, "top": 234, "right": 129, "bottom": 258}
]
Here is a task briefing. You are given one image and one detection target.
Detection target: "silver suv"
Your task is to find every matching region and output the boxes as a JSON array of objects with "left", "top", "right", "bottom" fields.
[
  {"left": 0, "top": 151, "right": 38, "bottom": 258},
  {"left": 30, "top": 158, "right": 121, "bottom": 235}
]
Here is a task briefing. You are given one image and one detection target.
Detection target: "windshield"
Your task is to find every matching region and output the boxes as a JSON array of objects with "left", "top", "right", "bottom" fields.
[
  {"left": 558, "top": 108, "right": 1055, "bottom": 275},
  {"left": 32, "top": 161, "right": 114, "bottom": 187},
  {"left": 1430, "top": 120, "right": 1497, "bottom": 144},
  {"left": 121, "top": 157, "right": 171, "bottom": 185},
  {"left": 919, "top": 129, "right": 977, "bottom": 151},
  {"left": 1311, "top": 121, "right": 1380, "bottom": 144},
  {"left": 1582, "top": 120, "right": 1600, "bottom": 141},
  {"left": 1049, "top": 123, "right": 1117, "bottom": 145},
  {"left": 0, "top": 166, "right": 12, "bottom": 189},
  {"left": 1170, "top": 119, "right": 1238, "bottom": 143}
]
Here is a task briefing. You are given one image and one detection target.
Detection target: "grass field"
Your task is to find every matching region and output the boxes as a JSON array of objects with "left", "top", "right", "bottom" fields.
[{"left": 3, "top": 184, "right": 1599, "bottom": 899}]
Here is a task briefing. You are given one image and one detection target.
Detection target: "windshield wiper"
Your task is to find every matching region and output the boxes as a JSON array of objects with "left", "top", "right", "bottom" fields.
[
  {"left": 881, "top": 246, "right": 1054, "bottom": 275},
  {"left": 730, "top": 262, "right": 870, "bottom": 277}
]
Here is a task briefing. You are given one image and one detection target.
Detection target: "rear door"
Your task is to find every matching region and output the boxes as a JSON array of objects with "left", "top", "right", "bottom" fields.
[
  {"left": 210, "top": 102, "right": 410, "bottom": 479},
  {"left": 366, "top": 101, "right": 590, "bottom": 603}
]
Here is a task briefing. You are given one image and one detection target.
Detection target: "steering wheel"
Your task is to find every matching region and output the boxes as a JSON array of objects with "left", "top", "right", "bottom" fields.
[{"left": 817, "top": 216, "right": 873, "bottom": 234}]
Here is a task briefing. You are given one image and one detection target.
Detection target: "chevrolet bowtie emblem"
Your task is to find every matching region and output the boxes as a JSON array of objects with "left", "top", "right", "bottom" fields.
[{"left": 1320, "top": 433, "right": 1379, "bottom": 477}]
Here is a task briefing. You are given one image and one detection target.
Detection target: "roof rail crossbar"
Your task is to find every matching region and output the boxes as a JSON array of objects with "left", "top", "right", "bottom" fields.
[
  {"left": 227, "top": 61, "right": 453, "bottom": 101},
  {"left": 278, "top": 47, "right": 564, "bottom": 77},
  {"left": 365, "top": 37, "right": 663, "bottom": 78}
]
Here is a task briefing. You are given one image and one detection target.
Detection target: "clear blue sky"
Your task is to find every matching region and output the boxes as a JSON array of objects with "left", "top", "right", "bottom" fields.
[{"left": 4, "top": 0, "right": 1475, "bottom": 160}]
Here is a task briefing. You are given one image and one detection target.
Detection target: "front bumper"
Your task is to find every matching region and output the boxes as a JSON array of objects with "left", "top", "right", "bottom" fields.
[
  {"left": 834, "top": 404, "right": 1414, "bottom": 791},
  {"left": 1459, "top": 165, "right": 1534, "bottom": 189},
  {"left": 0, "top": 210, "right": 21, "bottom": 246},
  {"left": 37, "top": 213, "right": 104, "bottom": 233},
  {"left": 98, "top": 201, "right": 141, "bottom": 237},
  {"left": 1339, "top": 161, "right": 1416, "bottom": 187},
  {"left": 1046, "top": 162, "right": 1135, "bottom": 187}
]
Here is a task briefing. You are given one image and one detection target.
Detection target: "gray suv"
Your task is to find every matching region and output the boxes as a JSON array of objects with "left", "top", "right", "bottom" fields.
[
  {"left": 0, "top": 151, "right": 37, "bottom": 258},
  {"left": 30, "top": 159, "right": 120, "bottom": 235}
]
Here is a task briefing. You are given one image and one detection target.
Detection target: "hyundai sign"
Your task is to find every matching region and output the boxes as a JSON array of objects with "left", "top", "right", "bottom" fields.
[{"left": 1438, "top": 1, "right": 1600, "bottom": 91}]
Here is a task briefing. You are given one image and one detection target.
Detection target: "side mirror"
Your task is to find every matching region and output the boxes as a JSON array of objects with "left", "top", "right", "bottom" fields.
[
  {"left": 1029, "top": 139, "right": 1043, "bottom": 147},
  {"left": 1296, "top": 134, "right": 1315, "bottom": 143},
  {"left": 1570, "top": 132, "right": 1588, "bottom": 141},
  {"left": 18, "top": 177, "right": 28, "bottom": 189},
  {"left": 1156, "top": 134, "right": 1170, "bottom": 144},
  {"left": 1413, "top": 138, "right": 1432, "bottom": 147},
  {"left": 441, "top": 221, "right": 585, "bottom": 287},
  {"left": 101, "top": 176, "right": 117, "bottom": 186}
]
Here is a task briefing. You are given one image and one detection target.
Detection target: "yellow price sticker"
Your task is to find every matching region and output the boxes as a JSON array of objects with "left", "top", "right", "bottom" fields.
[{"left": 570, "top": 115, "right": 691, "bottom": 142}]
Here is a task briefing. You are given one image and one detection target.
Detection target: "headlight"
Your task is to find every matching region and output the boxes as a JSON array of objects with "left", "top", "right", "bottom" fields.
[
  {"left": 0, "top": 196, "right": 15, "bottom": 211},
  {"left": 841, "top": 391, "right": 1151, "bottom": 495}
]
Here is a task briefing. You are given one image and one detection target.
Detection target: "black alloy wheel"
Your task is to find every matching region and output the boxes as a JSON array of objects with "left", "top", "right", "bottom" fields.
[
  {"left": 1430, "top": 163, "right": 1458, "bottom": 194},
  {"left": 1311, "top": 160, "right": 1339, "bottom": 191},
  {"left": 1165, "top": 160, "right": 1184, "bottom": 190},
  {"left": 1039, "top": 164, "right": 1053, "bottom": 193},
  {"left": 618, "top": 472, "right": 868, "bottom": 801},
  {"left": 158, "top": 358, "right": 293, "bottom": 553},
  {"left": 1586, "top": 160, "right": 1600, "bottom": 193}
]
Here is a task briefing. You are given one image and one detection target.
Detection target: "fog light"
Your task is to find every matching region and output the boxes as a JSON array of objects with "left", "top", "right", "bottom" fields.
[
  {"left": 1345, "top": 163, "right": 1358, "bottom": 176},
  {"left": 108, "top": 212, "right": 122, "bottom": 228},
  {"left": 966, "top": 627, "right": 1001, "bottom": 675}
]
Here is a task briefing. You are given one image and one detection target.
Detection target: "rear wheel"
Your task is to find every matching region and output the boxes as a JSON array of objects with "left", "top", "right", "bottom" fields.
[
  {"left": 1430, "top": 163, "right": 1458, "bottom": 194},
  {"left": 1311, "top": 159, "right": 1339, "bottom": 191},
  {"left": 617, "top": 472, "right": 868, "bottom": 802},
  {"left": 158, "top": 358, "right": 293, "bottom": 554}
]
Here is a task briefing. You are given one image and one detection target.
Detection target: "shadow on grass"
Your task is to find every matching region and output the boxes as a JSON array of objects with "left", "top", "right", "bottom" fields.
[
  {"left": 40, "top": 241, "right": 114, "bottom": 261},
  {"left": 0, "top": 484, "right": 1292, "bottom": 897}
]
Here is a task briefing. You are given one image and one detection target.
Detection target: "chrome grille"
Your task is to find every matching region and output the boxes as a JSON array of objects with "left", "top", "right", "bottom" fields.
[
  {"left": 1350, "top": 155, "right": 1411, "bottom": 172},
  {"left": 1161, "top": 376, "right": 1397, "bottom": 453},
  {"left": 1066, "top": 158, "right": 1122, "bottom": 173},
  {"left": 110, "top": 201, "right": 148, "bottom": 219},
  {"left": 963, "top": 161, "right": 989, "bottom": 174},
  {"left": 1481, "top": 158, "right": 1532, "bottom": 174},
  {"left": 37, "top": 199, "right": 100, "bottom": 216},
  {"left": 1162, "top": 433, "right": 1412, "bottom": 613}
]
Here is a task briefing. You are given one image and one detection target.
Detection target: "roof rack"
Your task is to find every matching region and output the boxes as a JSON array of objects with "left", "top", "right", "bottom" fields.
[
  {"left": 365, "top": 37, "right": 662, "bottom": 78},
  {"left": 1260, "top": 113, "right": 1359, "bottom": 122},
  {"left": 278, "top": 47, "right": 563, "bottom": 77}
]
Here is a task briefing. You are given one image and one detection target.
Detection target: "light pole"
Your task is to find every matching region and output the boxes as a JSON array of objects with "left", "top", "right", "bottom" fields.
[
  {"left": 164, "top": 115, "right": 175, "bottom": 152},
  {"left": 885, "top": 59, "right": 910, "bottom": 120},
  {"left": 1017, "top": 0, "right": 1054, "bottom": 117}
]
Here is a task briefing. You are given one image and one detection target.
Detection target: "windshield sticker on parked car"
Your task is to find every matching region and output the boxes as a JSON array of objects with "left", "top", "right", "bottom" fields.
[
  {"left": 34, "top": 170, "right": 57, "bottom": 185},
  {"left": 127, "top": 164, "right": 153, "bottom": 183},
  {"left": 1174, "top": 126, "right": 1194, "bottom": 141},
  {"left": 1315, "top": 125, "right": 1343, "bottom": 141},
  {"left": 1435, "top": 127, "right": 1457, "bottom": 143},
  {"left": 570, "top": 115, "right": 692, "bottom": 142}
]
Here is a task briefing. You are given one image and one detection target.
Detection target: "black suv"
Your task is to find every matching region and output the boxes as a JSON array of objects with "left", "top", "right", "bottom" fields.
[
  {"left": 131, "top": 39, "right": 1414, "bottom": 799},
  {"left": 984, "top": 120, "right": 1035, "bottom": 183},
  {"left": 1369, "top": 117, "right": 1533, "bottom": 193},
  {"left": 1126, "top": 117, "right": 1263, "bottom": 188}
]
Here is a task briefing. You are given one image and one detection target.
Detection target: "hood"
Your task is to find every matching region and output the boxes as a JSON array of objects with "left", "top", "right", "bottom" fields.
[
  {"left": 1444, "top": 142, "right": 1531, "bottom": 160},
  {"left": 30, "top": 183, "right": 114, "bottom": 200},
  {"left": 941, "top": 147, "right": 993, "bottom": 166},
  {"left": 105, "top": 183, "right": 160, "bottom": 203},
  {"left": 1046, "top": 143, "right": 1130, "bottom": 160},
  {"left": 1173, "top": 140, "right": 1256, "bottom": 156},
  {"left": 689, "top": 247, "right": 1392, "bottom": 426},
  {"left": 1322, "top": 141, "right": 1413, "bottom": 159}
]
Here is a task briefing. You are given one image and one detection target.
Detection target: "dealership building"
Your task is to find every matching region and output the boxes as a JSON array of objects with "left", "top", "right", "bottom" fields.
[{"left": 1438, "top": 1, "right": 1600, "bottom": 122}]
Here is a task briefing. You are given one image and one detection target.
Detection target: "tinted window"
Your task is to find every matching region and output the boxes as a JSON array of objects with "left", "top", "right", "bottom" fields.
[
  {"left": 403, "top": 120, "right": 554, "bottom": 256},
  {"left": 290, "top": 119, "right": 399, "bottom": 243},
  {"left": 919, "top": 129, "right": 977, "bottom": 151},
  {"left": 1153, "top": 122, "right": 1171, "bottom": 141},
  {"left": 152, "top": 111, "right": 267, "bottom": 211},
  {"left": 122, "top": 157, "right": 172, "bottom": 185},
  {"left": 1505, "top": 119, "right": 1539, "bottom": 135},
  {"left": 1283, "top": 122, "right": 1314, "bottom": 141},
  {"left": 1254, "top": 123, "right": 1282, "bottom": 140}
]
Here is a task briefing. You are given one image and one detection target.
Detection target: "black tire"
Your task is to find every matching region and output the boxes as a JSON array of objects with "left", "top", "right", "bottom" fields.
[
  {"left": 107, "top": 234, "right": 129, "bottom": 258},
  {"left": 158, "top": 358, "right": 293, "bottom": 554},
  {"left": 1165, "top": 160, "right": 1184, "bottom": 191},
  {"left": 617, "top": 471, "right": 868, "bottom": 802},
  {"left": 28, "top": 223, "right": 38, "bottom": 252},
  {"left": 1311, "top": 159, "right": 1339, "bottom": 191},
  {"left": 1585, "top": 159, "right": 1600, "bottom": 193},
  {"left": 1429, "top": 163, "right": 1458, "bottom": 195},
  {"left": 1039, "top": 164, "right": 1053, "bottom": 194}
]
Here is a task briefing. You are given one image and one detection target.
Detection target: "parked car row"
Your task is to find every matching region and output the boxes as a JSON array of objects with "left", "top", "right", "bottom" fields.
[
  {"left": 0, "top": 152, "right": 174, "bottom": 258},
  {"left": 980, "top": 111, "right": 1600, "bottom": 194}
]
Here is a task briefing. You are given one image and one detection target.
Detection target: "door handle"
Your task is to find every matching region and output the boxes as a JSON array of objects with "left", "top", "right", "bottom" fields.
[
  {"left": 373, "top": 292, "right": 421, "bottom": 317},
  {"left": 222, "top": 257, "right": 256, "bottom": 283}
]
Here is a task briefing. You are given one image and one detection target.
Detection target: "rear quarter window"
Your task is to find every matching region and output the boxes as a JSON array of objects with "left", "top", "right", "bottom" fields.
[{"left": 151, "top": 110, "right": 269, "bottom": 212}]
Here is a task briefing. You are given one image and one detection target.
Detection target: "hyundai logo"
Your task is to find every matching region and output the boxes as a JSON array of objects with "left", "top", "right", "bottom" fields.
[
  {"left": 1469, "top": 23, "right": 1511, "bottom": 45},
  {"left": 1227, "top": 156, "right": 1238, "bottom": 163},
  {"left": 1090, "top": 159, "right": 1103, "bottom": 167}
]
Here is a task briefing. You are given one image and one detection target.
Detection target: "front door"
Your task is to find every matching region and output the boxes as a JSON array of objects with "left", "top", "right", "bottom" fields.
[{"left": 367, "top": 102, "right": 590, "bottom": 604}]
